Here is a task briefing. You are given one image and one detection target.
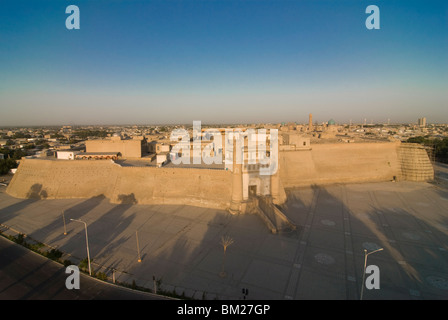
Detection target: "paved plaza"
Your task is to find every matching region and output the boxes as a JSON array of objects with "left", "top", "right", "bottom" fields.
[{"left": 0, "top": 178, "right": 448, "bottom": 300}]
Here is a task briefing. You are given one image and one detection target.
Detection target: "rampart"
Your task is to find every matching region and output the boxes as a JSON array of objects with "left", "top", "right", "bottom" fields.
[
  {"left": 6, "top": 159, "right": 233, "bottom": 209},
  {"left": 6, "top": 141, "right": 434, "bottom": 212},
  {"left": 280, "top": 141, "right": 412, "bottom": 187}
]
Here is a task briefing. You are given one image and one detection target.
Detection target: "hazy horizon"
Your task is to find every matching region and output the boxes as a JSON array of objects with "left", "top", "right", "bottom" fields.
[
  {"left": 1, "top": 0, "right": 447, "bottom": 126},
  {"left": 1, "top": 118, "right": 446, "bottom": 130}
]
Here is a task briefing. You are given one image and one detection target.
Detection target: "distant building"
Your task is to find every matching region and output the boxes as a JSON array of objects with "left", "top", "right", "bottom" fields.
[
  {"left": 156, "top": 153, "right": 169, "bottom": 167},
  {"left": 56, "top": 150, "right": 80, "bottom": 160},
  {"left": 85, "top": 135, "right": 148, "bottom": 158},
  {"left": 418, "top": 117, "right": 427, "bottom": 127},
  {"left": 148, "top": 141, "right": 170, "bottom": 154},
  {"left": 281, "top": 133, "right": 311, "bottom": 149}
]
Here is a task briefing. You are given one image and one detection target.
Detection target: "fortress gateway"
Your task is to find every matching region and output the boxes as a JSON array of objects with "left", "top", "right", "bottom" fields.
[{"left": 6, "top": 128, "right": 434, "bottom": 233}]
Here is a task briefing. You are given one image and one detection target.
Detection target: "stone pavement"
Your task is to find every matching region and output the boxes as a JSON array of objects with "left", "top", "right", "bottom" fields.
[{"left": 0, "top": 180, "right": 447, "bottom": 300}]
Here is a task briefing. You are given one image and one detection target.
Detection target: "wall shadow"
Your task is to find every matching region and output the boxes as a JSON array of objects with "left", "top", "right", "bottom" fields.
[
  {"left": 281, "top": 186, "right": 317, "bottom": 227},
  {"left": 4, "top": 181, "right": 447, "bottom": 299},
  {"left": 276, "top": 182, "right": 448, "bottom": 299},
  {"left": 124, "top": 206, "right": 249, "bottom": 299}
]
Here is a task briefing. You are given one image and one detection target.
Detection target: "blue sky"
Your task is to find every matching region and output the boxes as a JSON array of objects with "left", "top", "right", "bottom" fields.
[{"left": 0, "top": 0, "right": 447, "bottom": 126}]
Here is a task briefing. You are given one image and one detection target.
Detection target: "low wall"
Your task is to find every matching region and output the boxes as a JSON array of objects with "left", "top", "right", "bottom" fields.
[{"left": 6, "top": 159, "right": 233, "bottom": 209}]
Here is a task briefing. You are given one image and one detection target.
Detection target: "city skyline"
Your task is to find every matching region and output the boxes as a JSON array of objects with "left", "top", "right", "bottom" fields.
[{"left": 1, "top": 0, "right": 447, "bottom": 126}]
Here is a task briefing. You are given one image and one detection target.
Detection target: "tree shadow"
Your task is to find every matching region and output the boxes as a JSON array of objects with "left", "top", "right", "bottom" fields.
[
  {"left": 27, "top": 192, "right": 140, "bottom": 277},
  {"left": 26, "top": 184, "right": 47, "bottom": 200},
  {"left": 117, "top": 193, "right": 137, "bottom": 205},
  {"left": 74, "top": 193, "right": 139, "bottom": 275},
  {"left": 27, "top": 194, "right": 107, "bottom": 247}
]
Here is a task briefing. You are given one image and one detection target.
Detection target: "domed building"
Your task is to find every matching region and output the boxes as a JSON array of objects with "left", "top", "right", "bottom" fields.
[
  {"left": 318, "top": 118, "right": 338, "bottom": 139},
  {"left": 326, "top": 119, "right": 338, "bottom": 134}
]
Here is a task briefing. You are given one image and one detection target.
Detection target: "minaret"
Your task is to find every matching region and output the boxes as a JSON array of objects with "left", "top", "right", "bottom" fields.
[{"left": 309, "top": 114, "right": 313, "bottom": 131}]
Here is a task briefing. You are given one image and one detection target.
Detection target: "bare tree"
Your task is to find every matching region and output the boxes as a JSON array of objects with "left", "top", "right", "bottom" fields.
[{"left": 220, "top": 235, "right": 234, "bottom": 277}]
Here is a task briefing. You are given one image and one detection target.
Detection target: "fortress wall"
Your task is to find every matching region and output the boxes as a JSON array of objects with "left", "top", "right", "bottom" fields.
[
  {"left": 6, "top": 142, "right": 433, "bottom": 211},
  {"left": 6, "top": 159, "right": 233, "bottom": 209},
  {"left": 7, "top": 159, "right": 118, "bottom": 199},
  {"left": 7, "top": 159, "right": 115, "bottom": 199},
  {"left": 279, "top": 142, "right": 402, "bottom": 188},
  {"left": 109, "top": 166, "right": 233, "bottom": 209}
]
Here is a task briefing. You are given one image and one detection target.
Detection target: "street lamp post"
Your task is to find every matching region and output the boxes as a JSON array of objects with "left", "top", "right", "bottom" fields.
[
  {"left": 70, "top": 218, "right": 92, "bottom": 276},
  {"left": 136, "top": 230, "right": 142, "bottom": 263},
  {"left": 62, "top": 210, "right": 67, "bottom": 235},
  {"left": 153, "top": 275, "right": 157, "bottom": 294},
  {"left": 360, "top": 248, "right": 383, "bottom": 300}
]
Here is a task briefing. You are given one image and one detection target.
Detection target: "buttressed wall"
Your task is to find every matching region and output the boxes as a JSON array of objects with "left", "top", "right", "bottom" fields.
[{"left": 7, "top": 159, "right": 233, "bottom": 209}]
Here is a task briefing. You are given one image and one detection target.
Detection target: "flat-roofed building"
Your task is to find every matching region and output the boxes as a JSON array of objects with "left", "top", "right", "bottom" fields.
[
  {"left": 148, "top": 141, "right": 170, "bottom": 154},
  {"left": 56, "top": 150, "right": 80, "bottom": 160},
  {"left": 85, "top": 135, "right": 148, "bottom": 159}
]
